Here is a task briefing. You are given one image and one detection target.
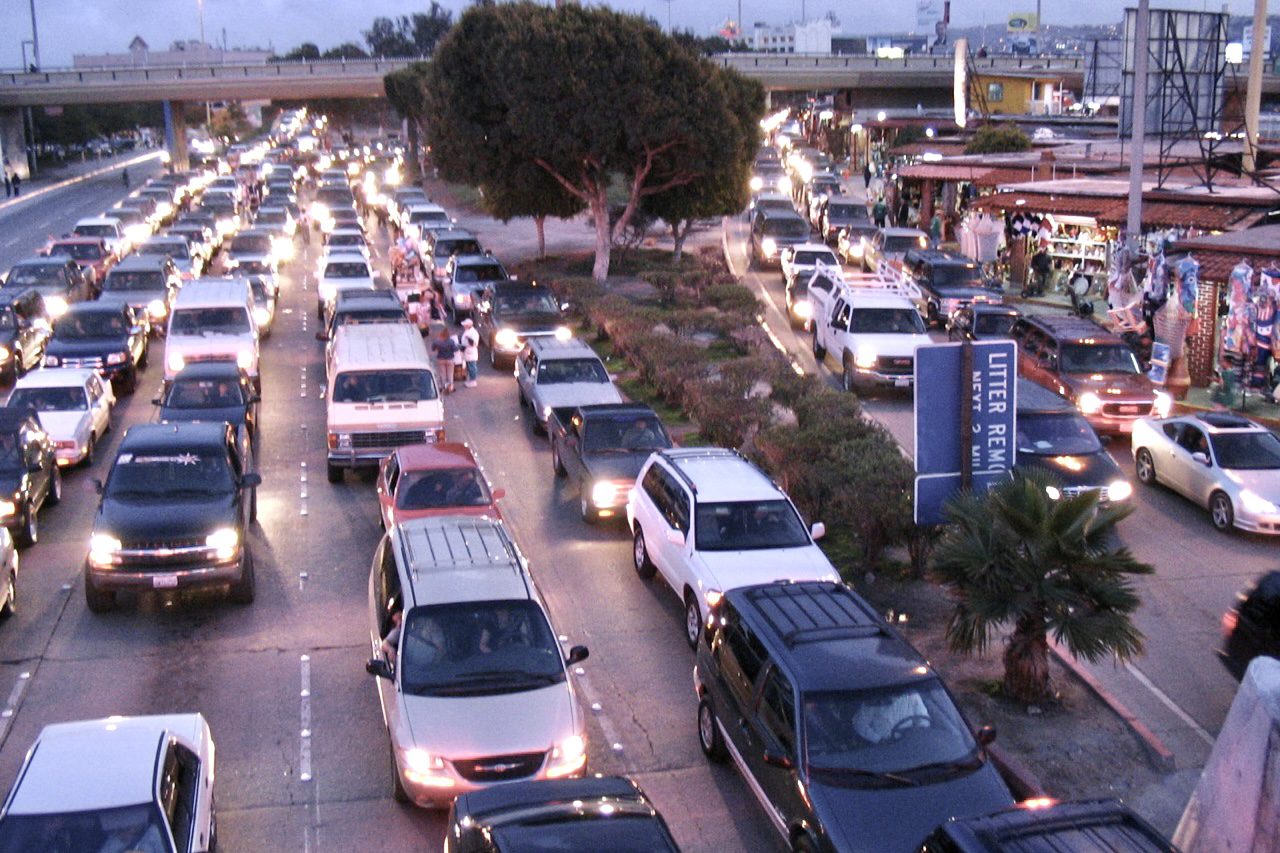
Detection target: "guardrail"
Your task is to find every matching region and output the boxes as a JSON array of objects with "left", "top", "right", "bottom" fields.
[
  {"left": 713, "top": 52, "right": 1086, "bottom": 72},
  {"left": 0, "top": 57, "right": 418, "bottom": 88}
]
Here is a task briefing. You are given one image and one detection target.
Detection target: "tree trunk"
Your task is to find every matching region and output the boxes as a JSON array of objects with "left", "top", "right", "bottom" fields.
[
  {"left": 1003, "top": 613, "right": 1052, "bottom": 702},
  {"left": 590, "top": 186, "right": 611, "bottom": 284},
  {"left": 671, "top": 220, "right": 688, "bottom": 264},
  {"left": 534, "top": 215, "right": 546, "bottom": 260}
]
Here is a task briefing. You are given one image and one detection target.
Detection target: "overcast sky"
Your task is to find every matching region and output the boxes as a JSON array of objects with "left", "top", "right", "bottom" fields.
[{"left": 2, "top": 0, "right": 1264, "bottom": 69}]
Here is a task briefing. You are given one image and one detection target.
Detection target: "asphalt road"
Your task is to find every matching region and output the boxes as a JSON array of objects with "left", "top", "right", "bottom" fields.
[
  {"left": 0, "top": 178, "right": 780, "bottom": 852},
  {"left": 721, "top": 214, "right": 1254, "bottom": 752}
]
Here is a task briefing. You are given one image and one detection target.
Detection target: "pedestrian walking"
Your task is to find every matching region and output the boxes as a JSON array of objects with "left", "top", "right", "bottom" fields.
[
  {"left": 10, "top": 173, "right": 20, "bottom": 197},
  {"left": 2, "top": 172, "right": 10, "bottom": 198},
  {"left": 431, "top": 328, "right": 458, "bottom": 393},
  {"left": 298, "top": 211, "right": 311, "bottom": 246},
  {"left": 872, "top": 196, "right": 888, "bottom": 228},
  {"left": 460, "top": 319, "right": 480, "bottom": 387},
  {"left": 121, "top": 169, "right": 129, "bottom": 188},
  {"left": 862, "top": 162, "right": 872, "bottom": 189},
  {"left": 929, "top": 212, "right": 943, "bottom": 245}
]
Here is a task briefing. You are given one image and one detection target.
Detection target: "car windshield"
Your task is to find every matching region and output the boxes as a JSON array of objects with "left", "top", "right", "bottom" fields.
[
  {"left": 537, "top": 358, "right": 608, "bottom": 385},
  {"left": 230, "top": 235, "right": 272, "bottom": 254},
  {"left": 496, "top": 293, "right": 559, "bottom": 315},
  {"left": 930, "top": 265, "right": 986, "bottom": 289},
  {"left": 828, "top": 203, "right": 867, "bottom": 222},
  {"left": 804, "top": 680, "right": 979, "bottom": 777},
  {"left": 1017, "top": 413, "right": 1102, "bottom": 456},
  {"left": 166, "top": 378, "right": 245, "bottom": 408},
  {"left": 848, "top": 309, "right": 926, "bottom": 335},
  {"left": 398, "top": 600, "right": 565, "bottom": 696},
  {"left": 694, "top": 499, "right": 810, "bottom": 551},
  {"left": 455, "top": 264, "right": 505, "bottom": 283},
  {"left": 73, "top": 224, "right": 116, "bottom": 238},
  {"left": 328, "top": 235, "right": 365, "bottom": 248},
  {"left": 410, "top": 210, "right": 448, "bottom": 224},
  {"left": 973, "top": 313, "right": 1017, "bottom": 337},
  {"left": 583, "top": 414, "right": 671, "bottom": 453},
  {"left": 1211, "top": 432, "right": 1280, "bottom": 470},
  {"left": 49, "top": 243, "right": 103, "bottom": 261},
  {"left": 256, "top": 210, "right": 286, "bottom": 223},
  {"left": 249, "top": 280, "right": 272, "bottom": 304},
  {"left": 491, "top": 817, "right": 673, "bottom": 851},
  {"left": 1060, "top": 344, "right": 1141, "bottom": 375},
  {"left": 55, "top": 312, "right": 127, "bottom": 339},
  {"left": 169, "top": 307, "right": 251, "bottom": 336},
  {"left": 109, "top": 210, "right": 144, "bottom": 225},
  {"left": 332, "top": 369, "right": 438, "bottom": 404},
  {"left": 0, "top": 802, "right": 173, "bottom": 853},
  {"left": 792, "top": 250, "right": 839, "bottom": 267},
  {"left": 5, "top": 267, "right": 59, "bottom": 287},
  {"left": 884, "top": 234, "right": 931, "bottom": 254},
  {"left": 324, "top": 262, "right": 370, "bottom": 279},
  {"left": 396, "top": 467, "right": 492, "bottom": 509},
  {"left": 107, "top": 448, "right": 234, "bottom": 498},
  {"left": 104, "top": 272, "right": 163, "bottom": 292},
  {"left": 8, "top": 387, "right": 88, "bottom": 412},
  {"left": 763, "top": 218, "right": 810, "bottom": 238},
  {"left": 138, "top": 242, "right": 189, "bottom": 259},
  {"left": 435, "top": 239, "right": 482, "bottom": 258}
]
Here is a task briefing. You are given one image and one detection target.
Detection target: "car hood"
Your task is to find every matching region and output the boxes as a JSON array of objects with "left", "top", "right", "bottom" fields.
[
  {"left": 582, "top": 451, "right": 654, "bottom": 481},
  {"left": 98, "top": 291, "right": 164, "bottom": 308},
  {"left": 158, "top": 405, "right": 247, "bottom": 427},
  {"left": 810, "top": 763, "right": 1013, "bottom": 853},
  {"left": 696, "top": 545, "right": 837, "bottom": 593},
  {"left": 400, "top": 681, "right": 576, "bottom": 758},
  {"left": 499, "top": 313, "right": 564, "bottom": 334},
  {"left": 46, "top": 337, "right": 127, "bottom": 356},
  {"left": 1224, "top": 468, "right": 1280, "bottom": 496},
  {"left": 932, "top": 285, "right": 997, "bottom": 300},
  {"left": 34, "top": 411, "right": 91, "bottom": 441},
  {"left": 96, "top": 494, "right": 237, "bottom": 541},
  {"left": 1060, "top": 372, "right": 1154, "bottom": 399},
  {"left": 168, "top": 334, "right": 253, "bottom": 356},
  {"left": 860, "top": 332, "right": 933, "bottom": 356},
  {"left": 535, "top": 384, "right": 624, "bottom": 410},
  {"left": 1017, "top": 450, "right": 1123, "bottom": 490}
]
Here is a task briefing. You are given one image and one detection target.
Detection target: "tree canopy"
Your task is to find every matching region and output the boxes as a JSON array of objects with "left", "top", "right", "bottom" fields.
[
  {"left": 364, "top": 5, "right": 454, "bottom": 57},
  {"left": 417, "top": 2, "right": 763, "bottom": 281},
  {"left": 964, "top": 123, "right": 1032, "bottom": 154}
]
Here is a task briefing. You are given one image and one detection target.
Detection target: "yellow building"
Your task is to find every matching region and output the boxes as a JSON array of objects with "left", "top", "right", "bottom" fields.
[{"left": 971, "top": 71, "right": 1067, "bottom": 116}]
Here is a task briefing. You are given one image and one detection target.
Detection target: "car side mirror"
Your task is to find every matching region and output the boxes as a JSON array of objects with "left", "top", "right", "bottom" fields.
[
  {"left": 491, "top": 488, "right": 506, "bottom": 501},
  {"left": 250, "top": 394, "right": 261, "bottom": 403},
  {"left": 151, "top": 397, "right": 162, "bottom": 406},
  {"left": 315, "top": 331, "right": 328, "bottom": 341},
  {"left": 241, "top": 472, "right": 263, "bottom": 488},
  {"left": 565, "top": 645, "right": 589, "bottom": 666},
  {"left": 762, "top": 749, "right": 793, "bottom": 770},
  {"left": 665, "top": 528, "right": 686, "bottom": 547},
  {"left": 976, "top": 725, "right": 997, "bottom": 746},
  {"left": 1192, "top": 451, "right": 1210, "bottom": 466},
  {"left": 810, "top": 521, "right": 826, "bottom": 541},
  {"left": 92, "top": 477, "right": 104, "bottom": 495},
  {"left": 1099, "top": 435, "right": 1112, "bottom": 447},
  {"left": 365, "top": 658, "right": 393, "bottom": 680},
  {"left": 560, "top": 301, "right": 571, "bottom": 312}
]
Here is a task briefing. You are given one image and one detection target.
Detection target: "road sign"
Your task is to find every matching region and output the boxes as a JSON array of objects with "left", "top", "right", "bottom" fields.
[{"left": 913, "top": 340, "right": 1017, "bottom": 525}]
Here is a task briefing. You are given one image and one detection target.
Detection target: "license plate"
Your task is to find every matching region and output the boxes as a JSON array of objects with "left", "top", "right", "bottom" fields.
[
  {"left": 892, "top": 358, "right": 911, "bottom": 366},
  {"left": 152, "top": 574, "right": 179, "bottom": 589},
  {"left": 895, "top": 378, "right": 911, "bottom": 388},
  {"left": 1118, "top": 405, "right": 1142, "bottom": 414}
]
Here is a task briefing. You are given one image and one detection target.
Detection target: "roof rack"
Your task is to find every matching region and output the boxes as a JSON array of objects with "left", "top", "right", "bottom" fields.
[
  {"left": 745, "top": 582, "right": 890, "bottom": 648},
  {"left": 656, "top": 448, "right": 747, "bottom": 495},
  {"left": 834, "top": 269, "right": 922, "bottom": 301}
]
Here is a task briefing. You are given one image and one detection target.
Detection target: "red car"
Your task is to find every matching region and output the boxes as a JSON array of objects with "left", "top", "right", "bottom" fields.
[
  {"left": 376, "top": 443, "right": 505, "bottom": 529},
  {"left": 44, "top": 237, "right": 114, "bottom": 290}
]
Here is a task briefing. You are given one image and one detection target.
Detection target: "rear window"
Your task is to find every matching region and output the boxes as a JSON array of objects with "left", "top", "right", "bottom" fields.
[
  {"left": 410, "top": 210, "right": 449, "bottom": 224},
  {"left": 104, "top": 271, "right": 164, "bottom": 292},
  {"left": 792, "top": 250, "right": 839, "bottom": 267},
  {"left": 4, "top": 266, "right": 60, "bottom": 287},
  {"left": 455, "top": 264, "right": 505, "bottom": 283},
  {"left": 230, "top": 235, "right": 273, "bottom": 254},
  {"left": 324, "top": 262, "right": 370, "bottom": 279},
  {"left": 885, "top": 234, "right": 931, "bottom": 254},
  {"left": 170, "top": 306, "right": 252, "bottom": 336},
  {"left": 332, "top": 369, "right": 438, "bottom": 403},
  {"left": 138, "top": 242, "right": 190, "bottom": 259},
  {"left": 763, "top": 218, "right": 810, "bottom": 238},
  {"left": 48, "top": 243, "right": 103, "bottom": 261},
  {"left": 435, "top": 239, "right": 482, "bottom": 258},
  {"left": 536, "top": 358, "right": 608, "bottom": 384},
  {"left": 827, "top": 203, "right": 867, "bottom": 221},
  {"left": 74, "top": 224, "right": 116, "bottom": 238}
]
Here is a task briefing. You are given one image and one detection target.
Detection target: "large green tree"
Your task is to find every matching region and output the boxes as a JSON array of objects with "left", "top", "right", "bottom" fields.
[
  {"left": 480, "top": 164, "right": 584, "bottom": 260},
  {"left": 420, "top": 2, "right": 763, "bottom": 282},
  {"left": 365, "top": 5, "right": 454, "bottom": 57},
  {"left": 931, "top": 471, "right": 1153, "bottom": 703}
]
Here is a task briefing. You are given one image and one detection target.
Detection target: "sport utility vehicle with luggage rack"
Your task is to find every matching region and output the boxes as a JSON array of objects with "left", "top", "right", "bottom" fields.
[{"left": 811, "top": 271, "right": 930, "bottom": 394}]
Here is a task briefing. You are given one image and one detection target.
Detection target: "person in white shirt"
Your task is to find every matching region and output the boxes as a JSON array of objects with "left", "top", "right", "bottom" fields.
[{"left": 460, "top": 318, "right": 481, "bottom": 388}]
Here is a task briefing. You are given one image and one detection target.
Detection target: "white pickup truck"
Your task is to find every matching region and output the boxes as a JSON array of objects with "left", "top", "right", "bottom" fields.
[{"left": 810, "top": 272, "right": 931, "bottom": 394}]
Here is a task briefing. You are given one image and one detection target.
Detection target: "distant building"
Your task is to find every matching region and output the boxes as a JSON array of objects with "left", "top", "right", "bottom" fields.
[
  {"left": 73, "top": 37, "right": 271, "bottom": 69},
  {"left": 751, "top": 18, "right": 839, "bottom": 53}
]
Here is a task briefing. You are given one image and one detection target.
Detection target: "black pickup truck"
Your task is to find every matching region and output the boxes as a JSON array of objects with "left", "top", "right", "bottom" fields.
[{"left": 548, "top": 403, "right": 672, "bottom": 523}]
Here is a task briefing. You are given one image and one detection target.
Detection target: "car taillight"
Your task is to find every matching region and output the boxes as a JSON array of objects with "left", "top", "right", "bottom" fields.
[{"left": 1222, "top": 609, "right": 1238, "bottom": 637}]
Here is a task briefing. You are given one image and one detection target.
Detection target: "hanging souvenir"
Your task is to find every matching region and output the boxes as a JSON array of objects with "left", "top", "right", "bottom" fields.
[{"left": 1175, "top": 254, "right": 1199, "bottom": 314}]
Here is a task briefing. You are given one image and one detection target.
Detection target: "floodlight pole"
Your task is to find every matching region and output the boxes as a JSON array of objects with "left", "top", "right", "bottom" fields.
[{"left": 1125, "top": 0, "right": 1150, "bottom": 251}]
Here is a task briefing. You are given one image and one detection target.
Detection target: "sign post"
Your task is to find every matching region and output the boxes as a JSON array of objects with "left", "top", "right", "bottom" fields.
[{"left": 914, "top": 340, "right": 1017, "bottom": 525}]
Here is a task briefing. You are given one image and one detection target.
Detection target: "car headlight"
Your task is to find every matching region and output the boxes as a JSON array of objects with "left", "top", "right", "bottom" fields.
[
  {"left": 400, "top": 748, "right": 452, "bottom": 787},
  {"left": 1108, "top": 480, "right": 1134, "bottom": 502},
  {"left": 254, "top": 307, "right": 270, "bottom": 327},
  {"left": 167, "top": 351, "right": 185, "bottom": 374},
  {"left": 591, "top": 480, "right": 629, "bottom": 509},
  {"left": 0, "top": 346, "right": 11, "bottom": 363},
  {"left": 106, "top": 351, "right": 128, "bottom": 366},
  {"left": 310, "top": 202, "right": 329, "bottom": 222},
  {"left": 44, "top": 296, "right": 68, "bottom": 318},
  {"left": 494, "top": 328, "right": 519, "bottom": 349},
  {"left": 762, "top": 237, "right": 778, "bottom": 257},
  {"left": 546, "top": 734, "right": 587, "bottom": 779},
  {"left": 705, "top": 588, "right": 723, "bottom": 607},
  {"left": 1240, "top": 489, "right": 1278, "bottom": 515},
  {"left": 0, "top": 500, "right": 15, "bottom": 519},
  {"left": 1045, "top": 485, "right": 1062, "bottom": 501},
  {"left": 777, "top": 176, "right": 792, "bottom": 194},
  {"left": 793, "top": 299, "right": 812, "bottom": 318},
  {"left": 206, "top": 527, "right": 240, "bottom": 561},
  {"left": 854, "top": 346, "right": 878, "bottom": 369},
  {"left": 327, "top": 432, "right": 352, "bottom": 450},
  {"left": 749, "top": 176, "right": 764, "bottom": 192},
  {"left": 554, "top": 326, "right": 572, "bottom": 342},
  {"left": 148, "top": 299, "right": 167, "bottom": 320},
  {"left": 1077, "top": 392, "right": 1102, "bottom": 415},
  {"left": 236, "top": 349, "right": 255, "bottom": 371},
  {"left": 88, "top": 533, "right": 122, "bottom": 568},
  {"left": 124, "top": 224, "right": 151, "bottom": 244},
  {"left": 1153, "top": 391, "right": 1172, "bottom": 418},
  {"left": 847, "top": 240, "right": 865, "bottom": 257}
]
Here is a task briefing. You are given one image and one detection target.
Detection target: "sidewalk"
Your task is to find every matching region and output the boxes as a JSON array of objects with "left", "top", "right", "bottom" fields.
[{"left": 0, "top": 150, "right": 162, "bottom": 214}]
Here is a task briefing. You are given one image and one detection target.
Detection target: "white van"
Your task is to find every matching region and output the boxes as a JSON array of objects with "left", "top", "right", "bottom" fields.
[
  {"left": 163, "top": 277, "right": 260, "bottom": 387},
  {"left": 326, "top": 324, "right": 444, "bottom": 483}
]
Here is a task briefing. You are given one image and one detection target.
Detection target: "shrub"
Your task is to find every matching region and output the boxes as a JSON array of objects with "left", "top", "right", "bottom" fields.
[
  {"left": 964, "top": 123, "right": 1031, "bottom": 154},
  {"left": 703, "top": 281, "right": 761, "bottom": 316}
]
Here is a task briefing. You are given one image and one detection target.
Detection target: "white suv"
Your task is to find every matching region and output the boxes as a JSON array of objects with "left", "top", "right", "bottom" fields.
[
  {"left": 626, "top": 448, "right": 837, "bottom": 648},
  {"left": 365, "top": 516, "right": 590, "bottom": 808},
  {"left": 0, "top": 713, "right": 217, "bottom": 851},
  {"left": 164, "top": 277, "right": 261, "bottom": 389},
  {"left": 810, "top": 273, "right": 930, "bottom": 394}
]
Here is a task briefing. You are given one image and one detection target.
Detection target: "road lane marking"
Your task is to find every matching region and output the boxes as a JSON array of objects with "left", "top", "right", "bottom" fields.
[
  {"left": 299, "top": 654, "right": 313, "bottom": 782},
  {"left": 0, "top": 151, "right": 162, "bottom": 215},
  {"left": 1124, "top": 662, "right": 1215, "bottom": 747}
]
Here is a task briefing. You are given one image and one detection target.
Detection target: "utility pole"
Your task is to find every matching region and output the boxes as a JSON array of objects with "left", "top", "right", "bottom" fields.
[
  {"left": 198, "top": 0, "right": 212, "bottom": 130},
  {"left": 28, "top": 0, "right": 40, "bottom": 70},
  {"left": 1126, "top": 0, "right": 1150, "bottom": 251},
  {"left": 1242, "top": 0, "right": 1268, "bottom": 177}
]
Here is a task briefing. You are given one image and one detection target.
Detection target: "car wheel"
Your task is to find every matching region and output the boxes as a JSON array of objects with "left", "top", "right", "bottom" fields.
[
  {"left": 697, "top": 698, "right": 727, "bottom": 762},
  {"left": 47, "top": 466, "right": 62, "bottom": 506},
  {"left": 83, "top": 433, "right": 96, "bottom": 467},
  {"left": 390, "top": 742, "right": 410, "bottom": 804},
  {"left": 632, "top": 527, "right": 656, "bottom": 580},
  {"left": 119, "top": 367, "right": 137, "bottom": 395},
  {"left": 684, "top": 590, "right": 702, "bottom": 649},
  {"left": 249, "top": 487, "right": 258, "bottom": 523},
  {"left": 552, "top": 446, "right": 566, "bottom": 477},
  {"left": 580, "top": 490, "right": 598, "bottom": 525},
  {"left": 842, "top": 358, "right": 856, "bottom": 393},
  {"left": 84, "top": 572, "right": 116, "bottom": 613},
  {"left": 811, "top": 328, "right": 826, "bottom": 360},
  {"left": 327, "top": 463, "right": 343, "bottom": 484},
  {"left": 137, "top": 344, "right": 149, "bottom": 369},
  {"left": 228, "top": 549, "right": 256, "bottom": 604},
  {"left": 0, "top": 566, "right": 15, "bottom": 618},
  {"left": 1135, "top": 448, "right": 1157, "bottom": 486},
  {"left": 793, "top": 836, "right": 817, "bottom": 853},
  {"left": 488, "top": 344, "right": 496, "bottom": 368},
  {"left": 1210, "top": 491, "right": 1235, "bottom": 533},
  {"left": 16, "top": 508, "right": 37, "bottom": 548}
]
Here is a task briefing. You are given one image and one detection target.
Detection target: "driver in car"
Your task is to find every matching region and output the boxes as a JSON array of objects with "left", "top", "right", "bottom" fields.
[
  {"left": 851, "top": 690, "right": 929, "bottom": 745},
  {"left": 620, "top": 418, "right": 661, "bottom": 450},
  {"left": 479, "top": 607, "right": 530, "bottom": 653}
]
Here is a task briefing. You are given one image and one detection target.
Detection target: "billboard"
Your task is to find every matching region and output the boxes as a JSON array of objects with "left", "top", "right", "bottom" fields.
[{"left": 1007, "top": 13, "right": 1040, "bottom": 34}]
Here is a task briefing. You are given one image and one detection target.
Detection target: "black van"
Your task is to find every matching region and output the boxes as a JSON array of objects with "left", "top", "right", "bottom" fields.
[
  {"left": 1016, "top": 379, "right": 1132, "bottom": 507},
  {"left": 920, "top": 798, "right": 1176, "bottom": 852}
]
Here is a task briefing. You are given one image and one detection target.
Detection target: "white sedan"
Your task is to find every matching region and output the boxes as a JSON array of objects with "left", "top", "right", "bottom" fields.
[
  {"left": 1132, "top": 412, "right": 1280, "bottom": 534},
  {"left": 0, "top": 713, "right": 217, "bottom": 851},
  {"left": 7, "top": 368, "right": 113, "bottom": 467}
]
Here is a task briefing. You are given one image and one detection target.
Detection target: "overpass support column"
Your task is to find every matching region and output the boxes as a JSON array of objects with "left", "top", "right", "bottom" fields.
[
  {"left": 162, "top": 101, "right": 190, "bottom": 173},
  {"left": 0, "top": 108, "right": 30, "bottom": 181}
]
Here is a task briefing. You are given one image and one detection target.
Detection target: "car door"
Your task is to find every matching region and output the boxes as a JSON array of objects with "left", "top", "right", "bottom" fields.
[
  {"left": 654, "top": 469, "right": 693, "bottom": 593},
  {"left": 516, "top": 349, "right": 538, "bottom": 406},
  {"left": 86, "top": 376, "right": 110, "bottom": 436},
  {"left": 561, "top": 414, "right": 586, "bottom": 481},
  {"left": 1174, "top": 424, "right": 1218, "bottom": 503},
  {"left": 377, "top": 453, "right": 401, "bottom": 529},
  {"left": 160, "top": 741, "right": 205, "bottom": 852},
  {"left": 751, "top": 666, "right": 803, "bottom": 831}
]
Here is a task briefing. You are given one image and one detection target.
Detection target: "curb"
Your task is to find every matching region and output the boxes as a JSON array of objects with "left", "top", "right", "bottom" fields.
[
  {"left": 0, "top": 151, "right": 162, "bottom": 214},
  {"left": 1048, "top": 639, "right": 1178, "bottom": 772}
]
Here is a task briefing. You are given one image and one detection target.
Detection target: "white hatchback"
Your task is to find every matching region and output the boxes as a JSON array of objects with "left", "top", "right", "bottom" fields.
[{"left": 7, "top": 368, "right": 113, "bottom": 467}]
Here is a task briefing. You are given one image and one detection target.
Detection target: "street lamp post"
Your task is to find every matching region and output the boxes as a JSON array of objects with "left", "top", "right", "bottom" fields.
[
  {"left": 28, "top": 0, "right": 40, "bottom": 70},
  {"left": 19, "top": 39, "right": 37, "bottom": 177},
  {"left": 198, "top": 0, "right": 212, "bottom": 130}
]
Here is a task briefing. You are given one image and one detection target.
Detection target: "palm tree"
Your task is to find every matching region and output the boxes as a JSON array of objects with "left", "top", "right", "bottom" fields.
[{"left": 930, "top": 471, "right": 1154, "bottom": 703}]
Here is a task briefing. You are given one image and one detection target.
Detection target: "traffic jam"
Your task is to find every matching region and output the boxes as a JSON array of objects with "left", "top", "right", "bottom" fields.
[{"left": 0, "top": 101, "right": 1269, "bottom": 853}]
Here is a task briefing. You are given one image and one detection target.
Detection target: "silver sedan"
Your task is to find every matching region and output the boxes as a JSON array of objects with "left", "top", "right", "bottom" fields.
[{"left": 1132, "top": 413, "right": 1280, "bottom": 534}]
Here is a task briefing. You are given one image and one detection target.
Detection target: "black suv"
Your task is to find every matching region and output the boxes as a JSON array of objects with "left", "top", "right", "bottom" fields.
[
  {"left": 155, "top": 362, "right": 260, "bottom": 452},
  {"left": 750, "top": 209, "right": 812, "bottom": 269},
  {"left": 84, "top": 422, "right": 260, "bottom": 612},
  {"left": 98, "top": 255, "right": 180, "bottom": 334},
  {"left": 0, "top": 409, "right": 60, "bottom": 547},
  {"left": 695, "top": 581, "right": 1013, "bottom": 853},
  {"left": 44, "top": 302, "right": 149, "bottom": 393},
  {"left": 901, "top": 250, "right": 1002, "bottom": 328},
  {"left": 2, "top": 257, "right": 92, "bottom": 320},
  {"left": 1015, "top": 379, "right": 1130, "bottom": 507},
  {"left": 475, "top": 280, "right": 568, "bottom": 369},
  {"left": 1220, "top": 570, "right": 1280, "bottom": 680},
  {"left": 922, "top": 798, "right": 1176, "bottom": 852}
]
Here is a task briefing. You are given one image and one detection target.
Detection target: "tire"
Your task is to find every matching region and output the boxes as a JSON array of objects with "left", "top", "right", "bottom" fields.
[
  {"left": 390, "top": 742, "right": 410, "bottom": 804},
  {"left": 84, "top": 573, "right": 116, "bottom": 613},
  {"left": 138, "top": 344, "right": 149, "bottom": 369},
  {"left": 15, "top": 507, "right": 36, "bottom": 548},
  {"left": 228, "top": 549, "right": 256, "bottom": 604},
  {"left": 0, "top": 566, "right": 15, "bottom": 618},
  {"left": 811, "top": 328, "right": 826, "bottom": 360},
  {"left": 632, "top": 527, "right": 656, "bottom": 579},
  {"left": 842, "top": 358, "right": 856, "bottom": 394},
  {"left": 489, "top": 344, "right": 497, "bottom": 368},
  {"left": 316, "top": 302, "right": 324, "bottom": 322},
  {"left": 83, "top": 433, "right": 96, "bottom": 468},
  {"left": 532, "top": 416, "right": 546, "bottom": 437},
  {"left": 580, "top": 489, "right": 598, "bottom": 525},
  {"left": 552, "top": 445, "right": 566, "bottom": 478},
  {"left": 793, "top": 836, "right": 817, "bottom": 853},
  {"left": 46, "top": 467, "right": 62, "bottom": 506},
  {"left": 249, "top": 488, "right": 258, "bottom": 523},
  {"left": 697, "top": 697, "right": 728, "bottom": 762},
  {"left": 1210, "top": 491, "right": 1235, "bottom": 533},
  {"left": 327, "top": 463, "right": 343, "bottom": 484},
  {"left": 684, "top": 590, "right": 702, "bottom": 649},
  {"left": 1135, "top": 448, "right": 1156, "bottom": 486}
]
